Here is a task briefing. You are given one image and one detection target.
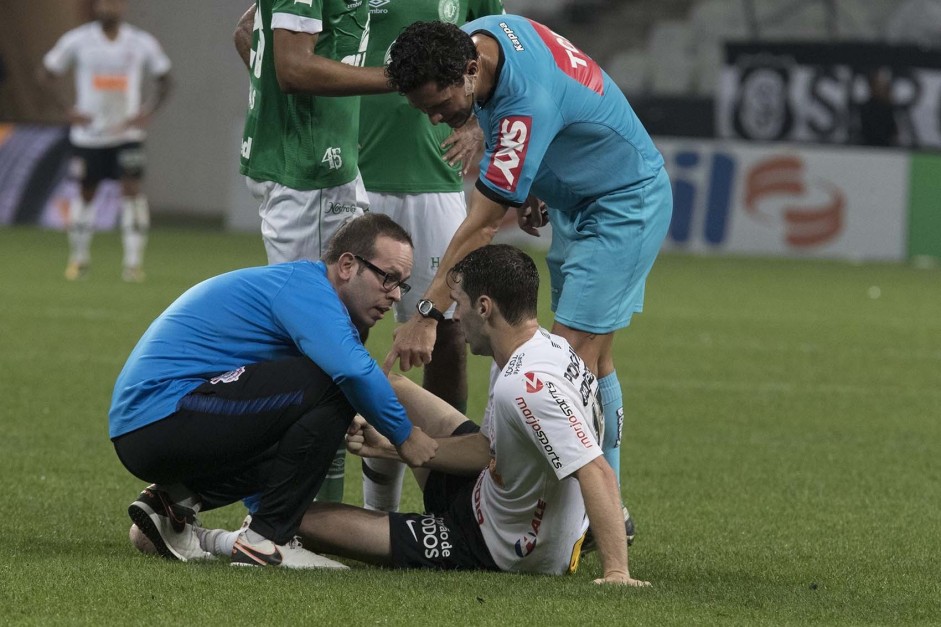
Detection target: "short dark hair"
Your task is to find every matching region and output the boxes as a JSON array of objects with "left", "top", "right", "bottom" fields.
[
  {"left": 386, "top": 21, "right": 478, "bottom": 94},
  {"left": 322, "top": 213, "right": 413, "bottom": 263},
  {"left": 448, "top": 245, "right": 538, "bottom": 325}
]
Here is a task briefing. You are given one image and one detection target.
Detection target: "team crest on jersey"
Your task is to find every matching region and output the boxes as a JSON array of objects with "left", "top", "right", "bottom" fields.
[
  {"left": 438, "top": 0, "right": 460, "bottom": 23},
  {"left": 485, "top": 116, "right": 531, "bottom": 192},
  {"left": 523, "top": 372, "right": 543, "bottom": 393}
]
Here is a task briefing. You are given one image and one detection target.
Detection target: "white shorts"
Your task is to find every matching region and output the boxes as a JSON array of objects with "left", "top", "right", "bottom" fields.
[
  {"left": 247, "top": 175, "right": 369, "bottom": 264},
  {"left": 367, "top": 191, "right": 466, "bottom": 322}
]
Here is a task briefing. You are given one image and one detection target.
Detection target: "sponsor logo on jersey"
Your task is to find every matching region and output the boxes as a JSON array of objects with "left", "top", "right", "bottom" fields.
[
  {"left": 515, "top": 397, "right": 562, "bottom": 469},
  {"left": 241, "top": 137, "right": 252, "bottom": 159},
  {"left": 92, "top": 74, "right": 129, "bottom": 91},
  {"left": 513, "top": 499, "right": 547, "bottom": 557},
  {"left": 505, "top": 353, "right": 524, "bottom": 376},
  {"left": 498, "top": 21, "right": 525, "bottom": 51},
  {"left": 527, "top": 19, "right": 604, "bottom": 95},
  {"left": 562, "top": 346, "right": 596, "bottom": 406},
  {"left": 210, "top": 366, "right": 245, "bottom": 385},
  {"left": 539, "top": 328, "right": 562, "bottom": 350},
  {"left": 523, "top": 371, "right": 543, "bottom": 393},
  {"left": 485, "top": 116, "right": 531, "bottom": 192},
  {"left": 473, "top": 475, "right": 485, "bottom": 524},
  {"left": 546, "top": 381, "right": 594, "bottom": 449},
  {"left": 514, "top": 532, "right": 537, "bottom": 558}
]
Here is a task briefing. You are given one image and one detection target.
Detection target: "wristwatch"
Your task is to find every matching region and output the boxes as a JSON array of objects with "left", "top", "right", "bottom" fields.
[{"left": 416, "top": 298, "right": 444, "bottom": 323}]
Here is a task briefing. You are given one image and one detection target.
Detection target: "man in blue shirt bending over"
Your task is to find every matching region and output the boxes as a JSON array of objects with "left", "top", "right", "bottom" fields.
[{"left": 110, "top": 213, "right": 438, "bottom": 569}]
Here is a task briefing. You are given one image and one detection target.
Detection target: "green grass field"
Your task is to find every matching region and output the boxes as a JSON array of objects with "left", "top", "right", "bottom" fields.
[{"left": 1, "top": 226, "right": 939, "bottom": 625}]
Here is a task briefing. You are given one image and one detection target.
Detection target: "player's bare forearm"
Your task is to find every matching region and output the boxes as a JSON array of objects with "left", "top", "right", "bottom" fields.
[
  {"left": 273, "top": 29, "right": 391, "bottom": 95},
  {"left": 348, "top": 413, "right": 488, "bottom": 476},
  {"left": 149, "top": 74, "right": 173, "bottom": 113},
  {"left": 420, "top": 432, "right": 490, "bottom": 475},
  {"left": 575, "top": 458, "right": 649, "bottom": 586},
  {"left": 421, "top": 187, "right": 508, "bottom": 310},
  {"left": 234, "top": 4, "right": 255, "bottom": 70}
]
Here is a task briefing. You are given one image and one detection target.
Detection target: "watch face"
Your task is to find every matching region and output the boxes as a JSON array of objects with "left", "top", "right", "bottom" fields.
[{"left": 418, "top": 300, "right": 430, "bottom": 314}]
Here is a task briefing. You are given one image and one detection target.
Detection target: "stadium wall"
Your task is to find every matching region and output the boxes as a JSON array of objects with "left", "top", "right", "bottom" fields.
[{"left": 4, "top": 128, "right": 938, "bottom": 263}]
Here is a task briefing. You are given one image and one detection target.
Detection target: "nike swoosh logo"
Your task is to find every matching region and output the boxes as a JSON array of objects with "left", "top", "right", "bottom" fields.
[
  {"left": 234, "top": 540, "right": 282, "bottom": 566},
  {"left": 404, "top": 519, "right": 419, "bottom": 543}
]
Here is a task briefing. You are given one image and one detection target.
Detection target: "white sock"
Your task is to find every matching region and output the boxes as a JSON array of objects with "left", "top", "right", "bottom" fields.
[
  {"left": 121, "top": 195, "right": 149, "bottom": 269},
  {"left": 67, "top": 196, "right": 94, "bottom": 265},
  {"left": 362, "top": 457, "right": 407, "bottom": 512},
  {"left": 198, "top": 528, "right": 240, "bottom": 556}
]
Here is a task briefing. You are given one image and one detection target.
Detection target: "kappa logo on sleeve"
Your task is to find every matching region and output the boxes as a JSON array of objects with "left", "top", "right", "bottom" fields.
[{"left": 485, "top": 116, "right": 531, "bottom": 192}]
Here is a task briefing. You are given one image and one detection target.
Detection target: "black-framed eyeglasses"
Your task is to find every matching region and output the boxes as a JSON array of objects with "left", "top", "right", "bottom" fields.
[{"left": 353, "top": 254, "right": 412, "bottom": 294}]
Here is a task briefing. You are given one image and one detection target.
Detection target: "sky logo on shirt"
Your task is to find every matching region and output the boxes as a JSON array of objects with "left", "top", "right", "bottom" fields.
[{"left": 485, "top": 116, "right": 531, "bottom": 192}]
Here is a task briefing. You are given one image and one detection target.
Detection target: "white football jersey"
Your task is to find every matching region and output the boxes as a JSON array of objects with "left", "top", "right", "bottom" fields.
[
  {"left": 43, "top": 22, "right": 171, "bottom": 147},
  {"left": 473, "top": 328, "right": 604, "bottom": 574}
]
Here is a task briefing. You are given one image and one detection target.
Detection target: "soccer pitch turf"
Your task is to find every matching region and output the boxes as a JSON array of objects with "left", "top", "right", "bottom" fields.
[{"left": 0, "top": 226, "right": 939, "bottom": 625}]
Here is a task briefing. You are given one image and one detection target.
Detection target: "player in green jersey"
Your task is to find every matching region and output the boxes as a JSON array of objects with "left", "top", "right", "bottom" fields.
[
  {"left": 355, "top": 0, "right": 505, "bottom": 514},
  {"left": 236, "top": 1, "right": 397, "bottom": 503},
  {"left": 236, "top": 1, "right": 389, "bottom": 267}
]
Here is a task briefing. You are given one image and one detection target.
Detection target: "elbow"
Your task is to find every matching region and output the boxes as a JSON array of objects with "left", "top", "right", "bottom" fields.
[
  {"left": 274, "top": 65, "right": 304, "bottom": 94},
  {"left": 481, "top": 220, "right": 502, "bottom": 243}
]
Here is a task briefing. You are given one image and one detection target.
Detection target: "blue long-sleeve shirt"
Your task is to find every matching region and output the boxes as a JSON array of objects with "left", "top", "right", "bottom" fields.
[{"left": 108, "top": 261, "right": 413, "bottom": 445}]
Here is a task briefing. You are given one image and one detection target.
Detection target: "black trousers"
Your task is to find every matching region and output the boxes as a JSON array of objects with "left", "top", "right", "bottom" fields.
[{"left": 113, "top": 356, "right": 355, "bottom": 544}]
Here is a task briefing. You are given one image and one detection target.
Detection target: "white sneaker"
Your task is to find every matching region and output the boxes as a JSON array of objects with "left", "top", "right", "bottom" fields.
[
  {"left": 127, "top": 486, "right": 212, "bottom": 562},
  {"left": 230, "top": 530, "right": 348, "bottom": 570}
]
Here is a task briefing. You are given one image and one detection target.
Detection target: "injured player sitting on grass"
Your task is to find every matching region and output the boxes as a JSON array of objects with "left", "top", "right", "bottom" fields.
[{"left": 134, "top": 245, "right": 649, "bottom": 584}]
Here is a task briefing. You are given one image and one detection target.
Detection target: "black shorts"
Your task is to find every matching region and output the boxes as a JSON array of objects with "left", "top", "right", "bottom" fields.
[
  {"left": 388, "top": 421, "right": 499, "bottom": 571},
  {"left": 69, "top": 141, "right": 145, "bottom": 185}
]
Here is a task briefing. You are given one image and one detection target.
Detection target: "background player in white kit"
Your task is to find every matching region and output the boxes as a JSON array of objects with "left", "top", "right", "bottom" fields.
[
  {"left": 39, "top": 0, "right": 172, "bottom": 282},
  {"left": 196, "top": 245, "right": 649, "bottom": 584}
]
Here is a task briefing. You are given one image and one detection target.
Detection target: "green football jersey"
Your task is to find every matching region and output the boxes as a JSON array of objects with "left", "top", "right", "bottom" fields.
[
  {"left": 240, "top": 0, "right": 369, "bottom": 191},
  {"left": 358, "top": 0, "right": 505, "bottom": 194}
]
